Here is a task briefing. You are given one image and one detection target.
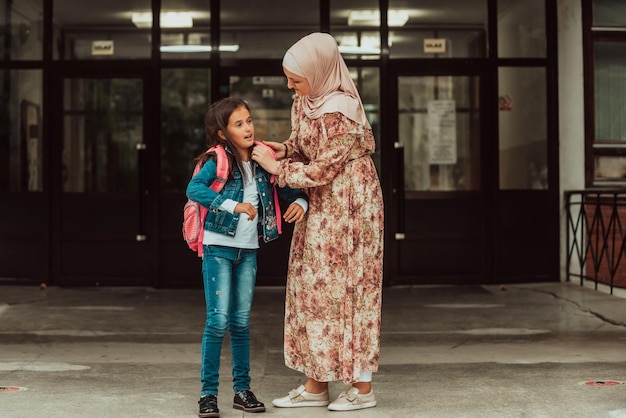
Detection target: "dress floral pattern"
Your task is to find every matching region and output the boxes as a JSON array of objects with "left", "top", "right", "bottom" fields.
[{"left": 276, "top": 97, "right": 384, "bottom": 383}]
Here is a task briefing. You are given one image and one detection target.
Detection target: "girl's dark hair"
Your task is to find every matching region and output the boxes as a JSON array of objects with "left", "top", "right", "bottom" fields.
[{"left": 194, "top": 97, "right": 252, "bottom": 180}]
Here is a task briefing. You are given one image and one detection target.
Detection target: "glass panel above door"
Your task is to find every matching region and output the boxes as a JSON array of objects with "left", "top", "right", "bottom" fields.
[
  {"left": 398, "top": 76, "right": 481, "bottom": 192},
  {"left": 53, "top": 0, "right": 151, "bottom": 60},
  {"left": 497, "top": 0, "right": 546, "bottom": 58},
  {"left": 389, "top": 0, "right": 487, "bottom": 58},
  {"left": 221, "top": 0, "right": 319, "bottom": 58}
]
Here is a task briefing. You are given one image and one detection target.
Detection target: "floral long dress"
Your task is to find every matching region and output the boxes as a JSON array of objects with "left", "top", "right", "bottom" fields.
[{"left": 276, "top": 98, "right": 384, "bottom": 383}]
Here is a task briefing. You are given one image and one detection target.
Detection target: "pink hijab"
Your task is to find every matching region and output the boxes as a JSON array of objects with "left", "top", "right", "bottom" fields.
[{"left": 282, "top": 32, "right": 371, "bottom": 129}]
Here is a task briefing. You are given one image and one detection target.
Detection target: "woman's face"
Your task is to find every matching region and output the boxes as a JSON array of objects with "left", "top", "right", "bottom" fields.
[
  {"left": 219, "top": 105, "right": 255, "bottom": 159},
  {"left": 284, "top": 68, "right": 311, "bottom": 96}
]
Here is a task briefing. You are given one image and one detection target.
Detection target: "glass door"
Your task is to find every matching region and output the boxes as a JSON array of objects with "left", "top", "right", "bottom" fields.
[
  {"left": 228, "top": 73, "right": 295, "bottom": 285},
  {"left": 55, "top": 74, "right": 152, "bottom": 286},
  {"left": 391, "top": 73, "right": 488, "bottom": 284}
]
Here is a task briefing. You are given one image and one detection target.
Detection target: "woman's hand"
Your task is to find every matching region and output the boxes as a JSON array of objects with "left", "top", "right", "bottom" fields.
[
  {"left": 234, "top": 202, "right": 257, "bottom": 221},
  {"left": 252, "top": 144, "right": 280, "bottom": 174},
  {"left": 283, "top": 202, "right": 305, "bottom": 223},
  {"left": 261, "top": 141, "right": 287, "bottom": 159}
]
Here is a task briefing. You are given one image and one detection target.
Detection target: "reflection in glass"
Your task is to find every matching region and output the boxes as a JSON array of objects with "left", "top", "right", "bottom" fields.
[
  {"left": 63, "top": 79, "right": 143, "bottom": 193},
  {"left": 229, "top": 75, "right": 292, "bottom": 143},
  {"left": 161, "top": 68, "right": 211, "bottom": 192},
  {"left": 331, "top": 0, "right": 381, "bottom": 58},
  {"left": 160, "top": 1, "right": 211, "bottom": 60},
  {"left": 594, "top": 42, "right": 626, "bottom": 141},
  {"left": 0, "top": 0, "right": 43, "bottom": 60},
  {"left": 498, "top": 67, "right": 547, "bottom": 189},
  {"left": 497, "top": 0, "right": 546, "bottom": 58},
  {"left": 0, "top": 70, "right": 43, "bottom": 192},
  {"left": 398, "top": 76, "right": 481, "bottom": 192}
]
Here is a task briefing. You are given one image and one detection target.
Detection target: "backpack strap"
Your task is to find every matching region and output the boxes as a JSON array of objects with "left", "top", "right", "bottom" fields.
[
  {"left": 207, "top": 144, "right": 229, "bottom": 192},
  {"left": 254, "top": 141, "right": 282, "bottom": 234}
]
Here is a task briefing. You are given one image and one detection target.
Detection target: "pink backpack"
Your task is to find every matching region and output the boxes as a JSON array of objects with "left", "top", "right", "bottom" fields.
[{"left": 182, "top": 142, "right": 281, "bottom": 257}]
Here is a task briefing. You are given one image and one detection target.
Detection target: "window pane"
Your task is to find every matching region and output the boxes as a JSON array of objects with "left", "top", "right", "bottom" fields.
[
  {"left": 353, "top": 67, "right": 381, "bottom": 172},
  {"left": 398, "top": 76, "right": 481, "bottom": 192},
  {"left": 161, "top": 69, "right": 211, "bottom": 192},
  {"left": 595, "top": 156, "right": 626, "bottom": 183},
  {"left": 0, "top": 70, "right": 43, "bottom": 192},
  {"left": 389, "top": 0, "right": 487, "bottom": 59},
  {"left": 499, "top": 67, "right": 547, "bottom": 190},
  {"left": 221, "top": 0, "right": 319, "bottom": 59},
  {"left": 53, "top": 0, "right": 151, "bottom": 60},
  {"left": 593, "top": 0, "right": 626, "bottom": 26},
  {"left": 0, "top": 0, "right": 43, "bottom": 60},
  {"left": 498, "top": 0, "right": 546, "bottom": 58},
  {"left": 160, "top": 1, "right": 211, "bottom": 60},
  {"left": 594, "top": 42, "right": 626, "bottom": 141},
  {"left": 63, "top": 79, "right": 142, "bottom": 193}
]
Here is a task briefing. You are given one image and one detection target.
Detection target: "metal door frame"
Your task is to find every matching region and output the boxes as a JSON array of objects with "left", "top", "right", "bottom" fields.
[{"left": 50, "top": 62, "right": 158, "bottom": 286}]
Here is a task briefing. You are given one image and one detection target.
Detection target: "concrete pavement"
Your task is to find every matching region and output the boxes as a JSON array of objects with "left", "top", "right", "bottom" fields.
[{"left": 1, "top": 282, "right": 626, "bottom": 417}]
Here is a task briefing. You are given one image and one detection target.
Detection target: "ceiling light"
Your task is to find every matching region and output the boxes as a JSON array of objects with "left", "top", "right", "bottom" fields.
[
  {"left": 348, "top": 9, "right": 409, "bottom": 27},
  {"left": 160, "top": 44, "right": 239, "bottom": 53},
  {"left": 338, "top": 45, "right": 380, "bottom": 55},
  {"left": 132, "top": 12, "right": 193, "bottom": 28}
]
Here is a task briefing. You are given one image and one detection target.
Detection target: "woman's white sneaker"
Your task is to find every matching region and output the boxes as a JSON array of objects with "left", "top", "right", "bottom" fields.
[
  {"left": 272, "top": 385, "right": 330, "bottom": 408},
  {"left": 328, "top": 387, "right": 377, "bottom": 411}
]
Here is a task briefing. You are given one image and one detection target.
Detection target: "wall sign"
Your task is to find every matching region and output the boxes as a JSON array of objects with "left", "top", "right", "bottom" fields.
[
  {"left": 92, "top": 40, "right": 114, "bottom": 56},
  {"left": 428, "top": 99, "right": 457, "bottom": 165},
  {"left": 424, "top": 38, "right": 446, "bottom": 54}
]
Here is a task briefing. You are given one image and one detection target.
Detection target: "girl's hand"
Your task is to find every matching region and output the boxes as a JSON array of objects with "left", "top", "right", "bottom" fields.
[
  {"left": 234, "top": 202, "right": 257, "bottom": 221},
  {"left": 284, "top": 203, "right": 305, "bottom": 223}
]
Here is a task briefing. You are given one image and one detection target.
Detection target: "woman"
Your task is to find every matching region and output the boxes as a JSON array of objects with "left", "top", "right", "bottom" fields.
[{"left": 251, "top": 32, "right": 384, "bottom": 412}]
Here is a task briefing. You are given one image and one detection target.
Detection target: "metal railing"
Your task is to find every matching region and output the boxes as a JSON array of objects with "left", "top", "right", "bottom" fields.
[{"left": 565, "top": 189, "right": 626, "bottom": 294}]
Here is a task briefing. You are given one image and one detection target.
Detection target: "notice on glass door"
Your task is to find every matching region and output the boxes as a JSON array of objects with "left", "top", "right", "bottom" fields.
[{"left": 427, "top": 100, "right": 457, "bottom": 164}]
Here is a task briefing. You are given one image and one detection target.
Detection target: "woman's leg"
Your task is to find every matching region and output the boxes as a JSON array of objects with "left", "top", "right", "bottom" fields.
[
  {"left": 228, "top": 248, "right": 257, "bottom": 393},
  {"left": 352, "top": 371, "right": 372, "bottom": 393},
  {"left": 304, "top": 378, "right": 328, "bottom": 394},
  {"left": 200, "top": 246, "right": 234, "bottom": 397}
]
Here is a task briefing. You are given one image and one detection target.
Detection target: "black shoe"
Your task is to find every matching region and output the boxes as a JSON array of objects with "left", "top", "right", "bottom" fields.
[
  {"left": 233, "top": 390, "right": 266, "bottom": 413},
  {"left": 198, "top": 395, "right": 219, "bottom": 418}
]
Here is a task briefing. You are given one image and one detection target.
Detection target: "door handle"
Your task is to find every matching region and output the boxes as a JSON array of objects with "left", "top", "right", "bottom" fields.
[{"left": 394, "top": 142, "right": 405, "bottom": 236}]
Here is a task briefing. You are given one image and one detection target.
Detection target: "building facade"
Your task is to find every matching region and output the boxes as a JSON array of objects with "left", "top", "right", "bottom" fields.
[{"left": 0, "top": 0, "right": 607, "bottom": 288}]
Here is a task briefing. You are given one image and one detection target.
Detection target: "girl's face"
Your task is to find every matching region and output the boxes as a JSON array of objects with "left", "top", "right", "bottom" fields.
[
  {"left": 219, "top": 105, "right": 254, "bottom": 160},
  {"left": 284, "top": 68, "right": 311, "bottom": 96}
]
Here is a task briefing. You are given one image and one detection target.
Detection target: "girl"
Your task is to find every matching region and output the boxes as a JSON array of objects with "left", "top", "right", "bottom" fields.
[{"left": 187, "top": 97, "right": 308, "bottom": 418}]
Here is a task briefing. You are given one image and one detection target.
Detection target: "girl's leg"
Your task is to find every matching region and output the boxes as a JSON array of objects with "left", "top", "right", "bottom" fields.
[
  {"left": 228, "top": 248, "right": 257, "bottom": 393},
  {"left": 200, "top": 246, "right": 235, "bottom": 397}
]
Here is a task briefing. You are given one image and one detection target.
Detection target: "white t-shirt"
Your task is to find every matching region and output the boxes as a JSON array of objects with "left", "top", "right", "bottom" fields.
[{"left": 203, "top": 162, "right": 260, "bottom": 249}]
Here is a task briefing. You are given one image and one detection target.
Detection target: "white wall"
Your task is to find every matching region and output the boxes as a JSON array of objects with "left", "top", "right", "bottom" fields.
[{"left": 557, "top": 0, "right": 585, "bottom": 281}]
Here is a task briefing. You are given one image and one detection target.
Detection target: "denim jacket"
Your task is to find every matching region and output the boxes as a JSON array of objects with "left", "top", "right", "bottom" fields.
[{"left": 186, "top": 149, "right": 307, "bottom": 244}]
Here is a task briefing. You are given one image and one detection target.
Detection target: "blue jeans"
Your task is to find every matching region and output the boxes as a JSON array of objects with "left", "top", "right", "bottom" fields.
[{"left": 200, "top": 245, "right": 257, "bottom": 396}]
